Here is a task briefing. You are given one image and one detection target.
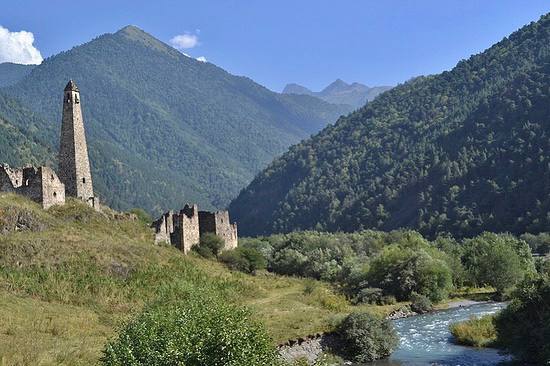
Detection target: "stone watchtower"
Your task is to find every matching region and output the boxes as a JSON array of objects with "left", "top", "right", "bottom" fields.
[{"left": 58, "top": 80, "right": 97, "bottom": 207}]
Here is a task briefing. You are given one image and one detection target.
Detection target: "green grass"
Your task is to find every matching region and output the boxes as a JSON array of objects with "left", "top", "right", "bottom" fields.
[
  {"left": 449, "top": 314, "right": 498, "bottom": 348},
  {"left": 0, "top": 193, "right": 403, "bottom": 365}
]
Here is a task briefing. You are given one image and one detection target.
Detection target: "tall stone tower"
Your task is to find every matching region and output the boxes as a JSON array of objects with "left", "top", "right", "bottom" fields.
[{"left": 59, "top": 80, "right": 96, "bottom": 207}]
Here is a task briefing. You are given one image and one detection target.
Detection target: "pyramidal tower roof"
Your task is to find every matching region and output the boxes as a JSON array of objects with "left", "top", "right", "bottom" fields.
[{"left": 64, "top": 80, "right": 79, "bottom": 92}]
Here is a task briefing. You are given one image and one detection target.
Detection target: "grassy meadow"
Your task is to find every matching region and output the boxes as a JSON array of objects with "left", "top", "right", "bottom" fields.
[{"left": 0, "top": 193, "right": 405, "bottom": 365}]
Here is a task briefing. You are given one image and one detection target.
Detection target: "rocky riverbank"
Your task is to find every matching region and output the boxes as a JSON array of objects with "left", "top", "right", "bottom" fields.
[
  {"left": 277, "top": 332, "right": 341, "bottom": 365},
  {"left": 278, "top": 301, "right": 492, "bottom": 364}
]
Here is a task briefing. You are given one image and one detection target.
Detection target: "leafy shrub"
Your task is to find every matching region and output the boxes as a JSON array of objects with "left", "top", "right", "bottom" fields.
[
  {"left": 520, "top": 232, "right": 550, "bottom": 256},
  {"left": 380, "top": 295, "right": 397, "bottom": 305},
  {"left": 450, "top": 315, "right": 497, "bottom": 347},
  {"left": 495, "top": 275, "right": 550, "bottom": 364},
  {"left": 410, "top": 292, "right": 432, "bottom": 314},
  {"left": 102, "top": 296, "right": 279, "bottom": 366},
  {"left": 336, "top": 312, "right": 398, "bottom": 362},
  {"left": 354, "top": 287, "right": 383, "bottom": 304},
  {"left": 462, "top": 233, "right": 535, "bottom": 295},
  {"left": 535, "top": 257, "right": 550, "bottom": 275},
  {"left": 219, "top": 247, "right": 267, "bottom": 274},
  {"left": 368, "top": 244, "right": 453, "bottom": 302},
  {"left": 193, "top": 233, "right": 225, "bottom": 259}
]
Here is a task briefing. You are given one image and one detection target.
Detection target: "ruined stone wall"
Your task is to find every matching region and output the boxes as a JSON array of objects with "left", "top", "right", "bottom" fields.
[
  {"left": 18, "top": 167, "right": 41, "bottom": 204},
  {"left": 153, "top": 211, "right": 174, "bottom": 244},
  {"left": 198, "top": 210, "right": 238, "bottom": 250},
  {"left": 39, "top": 167, "right": 65, "bottom": 209},
  {"left": 17, "top": 167, "right": 65, "bottom": 209},
  {"left": 153, "top": 206, "right": 239, "bottom": 254},
  {"left": 153, "top": 206, "right": 199, "bottom": 253},
  {"left": 173, "top": 204, "right": 200, "bottom": 254},
  {"left": 0, "top": 165, "right": 22, "bottom": 192}
]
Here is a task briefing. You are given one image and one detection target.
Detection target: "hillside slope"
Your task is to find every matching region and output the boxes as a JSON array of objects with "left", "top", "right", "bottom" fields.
[
  {"left": 0, "top": 193, "right": 391, "bottom": 365},
  {"left": 0, "top": 92, "right": 54, "bottom": 167},
  {"left": 0, "top": 63, "right": 35, "bottom": 87},
  {"left": 1, "top": 26, "right": 351, "bottom": 213},
  {"left": 230, "top": 14, "right": 550, "bottom": 238}
]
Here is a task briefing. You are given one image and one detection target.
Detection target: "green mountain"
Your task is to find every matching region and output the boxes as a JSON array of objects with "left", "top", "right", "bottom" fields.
[
  {"left": 283, "top": 79, "right": 392, "bottom": 108},
  {"left": 230, "top": 14, "right": 550, "bottom": 238},
  {"left": 0, "top": 92, "right": 54, "bottom": 167},
  {"left": 0, "top": 63, "right": 35, "bottom": 87},
  {"left": 1, "top": 25, "right": 351, "bottom": 213}
]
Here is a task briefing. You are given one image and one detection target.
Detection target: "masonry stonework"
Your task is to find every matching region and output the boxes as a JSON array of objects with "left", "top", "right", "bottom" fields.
[
  {"left": 0, "top": 80, "right": 97, "bottom": 210},
  {"left": 153, "top": 206, "right": 238, "bottom": 253},
  {"left": 198, "top": 210, "right": 238, "bottom": 250},
  {"left": 0, "top": 165, "right": 65, "bottom": 209},
  {"left": 58, "top": 80, "right": 97, "bottom": 208},
  {"left": 172, "top": 204, "right": 200, "bottom": 253}
]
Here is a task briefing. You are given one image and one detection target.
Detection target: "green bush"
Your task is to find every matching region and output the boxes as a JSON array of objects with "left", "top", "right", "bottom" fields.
[
  {"left": 380, "top": 295, "right": 397, "bottom": 305},
  {"left": 336, "top": 312, "right": 398, "bottom": 363},
  {"left": 219, "top": 247, "right": 267, "bottom": 274},
  {"left": 102, "top": 296, "right": 280, "bottom": 366},
  {"left": 193, "top": 233, "right": 225, "bottom": 259},
  {"left": 354, "top": 287, "right": 383, "bottom": 304},
  {"left": 450, "top": 315, "right": 497, "bottom": 347},
  {"left": 495, "top": 275, "right": 550, "bottom": 364},
  {"left": 462, "top": 233, "right": 535, "bottom": 295},
  {"left": 410, "top": 292, "right": 432, "bottom": 314},
  {"left": 535, "top": 257, "right": 550, "bottom": 275},
  {"left": 368, "top": 244, "right": 453, "bottom": 302}
]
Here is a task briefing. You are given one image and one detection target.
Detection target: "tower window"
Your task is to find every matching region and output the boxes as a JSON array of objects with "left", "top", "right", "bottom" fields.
[
  {"left": 82, "top": 177, "right": 86, "bottom": 184},
  {"left": 75, "top": 95, "right": 80, "bottom": 104},
  {"left": 51, "top": 174, "right": 54, "bottom": 180},
  {"left": 53, "top": 192, "right": 57, "bottom": 197}
]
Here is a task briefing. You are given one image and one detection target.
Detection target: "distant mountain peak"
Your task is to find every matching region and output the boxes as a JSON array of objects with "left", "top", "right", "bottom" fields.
[
  {"left": 114, "top": 25, "right": 174, "bottom": 55},
  {"left": 322, "top": 79, "right": 353, "bottom": 94},
  {"left": 116, "top": 25, "right": 146, "bottom": 36},
  {"left": 282, "top": 83, "right": 314, "bottom": 96},
  {"left": 282, "top": 79, "right": 392, "bottom": 108}
]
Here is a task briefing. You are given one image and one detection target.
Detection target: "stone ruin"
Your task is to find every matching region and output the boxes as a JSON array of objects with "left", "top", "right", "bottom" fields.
[
  {"left": 0, "top": 165, "right": 65, "bottom": 209},
  {"left": 1, "top": 80, "right": 240, "bottom": 253},
  {"left": 153, "top": 205, "right": 238, "bottom": 253},
  {"left": 0, "top": 80, "right": 98, "bottom": 209}
]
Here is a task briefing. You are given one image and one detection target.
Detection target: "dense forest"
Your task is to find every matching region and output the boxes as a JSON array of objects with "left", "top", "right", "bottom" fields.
[
  {"left": 0, "top": 63, "right": 34, "bottom": 87},
  {"left": 0, "top": 92, "right": 54, "bottom": 167},
  {"left": 0, "top": 26, "right": 351, "bottom": 214},
  {"left": 230, "top": 14, "right": 550, "bottom": 238}
]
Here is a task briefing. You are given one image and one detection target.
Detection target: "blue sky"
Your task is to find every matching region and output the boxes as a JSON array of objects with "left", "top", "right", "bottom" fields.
[{"left": 1, "top": 1, "right": 549, "bottom": 91}]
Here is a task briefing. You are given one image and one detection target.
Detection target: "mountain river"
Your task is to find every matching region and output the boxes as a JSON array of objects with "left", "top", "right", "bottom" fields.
[{"left": 368, "top": 302, "right": 508, "bottom": 366}]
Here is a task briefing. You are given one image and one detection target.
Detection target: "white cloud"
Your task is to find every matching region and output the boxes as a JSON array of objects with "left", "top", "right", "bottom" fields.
[
  {"left": 169, "top": 32, "right": 199, "bottom": 50},
  {"left": 0, "top": 25, "right": 43, "bottom": 65},
  {"left": 196, "top": 56, "right": 207, "bottom": 63}
]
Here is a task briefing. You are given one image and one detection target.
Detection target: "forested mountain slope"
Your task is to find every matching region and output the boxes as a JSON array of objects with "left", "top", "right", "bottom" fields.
[
  {"left": 0, "top": 63, "right": 35, "bottom": 87},
  {"left": 230, "top": 14, "right": 550, "bottom": 238},
  {"left": 1, "top": 26, "right": 351, "bottom": 213},
  {"left": 0, "top": 92, "right": 53, "bottom": 167}
]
